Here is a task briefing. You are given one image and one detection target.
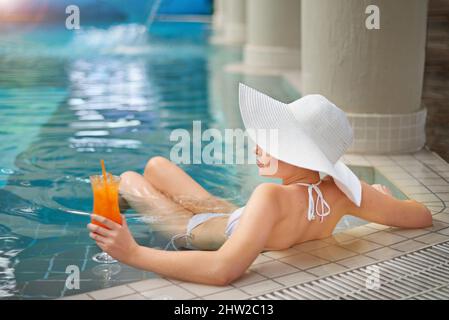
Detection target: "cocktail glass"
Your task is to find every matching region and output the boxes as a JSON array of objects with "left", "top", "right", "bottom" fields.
[{"left": 90, "top": 173, "right": 122, "bottom": 264}]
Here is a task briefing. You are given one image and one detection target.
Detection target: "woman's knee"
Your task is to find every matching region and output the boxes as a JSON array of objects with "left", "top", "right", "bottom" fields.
[
  {"left": 120, "top": 170, "right": 140, "bottom": 180},
  {"left": 119, "top": 171, "right": 154, "bottom": 204},
  {"left": 144, "top": 156, "right": 172, "bottom": 178},
  {"left": 119, "top": 171, "right": 142, "bottom": 189}
]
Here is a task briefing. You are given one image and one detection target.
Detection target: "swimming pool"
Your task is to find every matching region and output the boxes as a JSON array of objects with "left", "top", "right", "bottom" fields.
[{"left": 0, "top": 22, "right": 406, "bottom": 299}]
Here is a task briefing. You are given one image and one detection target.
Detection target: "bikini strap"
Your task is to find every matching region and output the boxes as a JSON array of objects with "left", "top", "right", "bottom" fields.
[
  {"left": 164, "top": 233, "right": 193, "bottom": 251},
  {"left": 296, "top": 180, "right": 331, "bottom": 223}
]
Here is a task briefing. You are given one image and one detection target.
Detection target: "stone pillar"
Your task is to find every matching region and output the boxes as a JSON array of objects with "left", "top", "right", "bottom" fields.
[
  {"left": 222, "top": 0, "right": 246, "bottom": 45},
  {"left": 244, "top": 0, "right": 301, "bottom": 69},
  {"left": 212, "top": 0, "right": 225, "bottom": 33},
  {"left": 301, "top": 0, "right": 428, "bottom": 154}
]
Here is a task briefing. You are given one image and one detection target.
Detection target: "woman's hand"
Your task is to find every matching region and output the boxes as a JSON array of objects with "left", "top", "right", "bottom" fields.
[{"left": 87, "top": 214, "right": 140, "bottom": 265}]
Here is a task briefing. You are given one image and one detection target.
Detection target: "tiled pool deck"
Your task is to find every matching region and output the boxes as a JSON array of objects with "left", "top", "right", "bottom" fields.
[{"left": 63, "top": 148, "right": 449, "bottom": 300}]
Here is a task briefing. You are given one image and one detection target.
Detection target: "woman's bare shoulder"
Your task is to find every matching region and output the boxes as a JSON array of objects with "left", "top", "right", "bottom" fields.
[
  {"left": 251, "top": 183, "right": 285, "bottom": 200},
  {"left": 252, "top": 183, "right": 309, "bottom": 218},
  {"left": 251, "top": 183, "right": 293, "bottom": 207}
]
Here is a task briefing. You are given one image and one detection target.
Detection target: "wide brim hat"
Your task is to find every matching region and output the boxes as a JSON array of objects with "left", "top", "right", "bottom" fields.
[{"left": 239, "top": 83, "right": 362, "bottom": 206}]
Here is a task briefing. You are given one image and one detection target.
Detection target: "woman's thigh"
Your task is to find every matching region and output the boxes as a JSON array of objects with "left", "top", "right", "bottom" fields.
[
  {"left": 119, "top": 171, "right": 192, "bottom": 235},
  {"left": 143, "top": 156, "right": 237, "bottom": 213}
]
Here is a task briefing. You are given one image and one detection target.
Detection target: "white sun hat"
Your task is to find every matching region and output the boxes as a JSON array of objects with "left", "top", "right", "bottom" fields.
[{"left": 238, "top": 83, "right": 362, "bottom": 207}]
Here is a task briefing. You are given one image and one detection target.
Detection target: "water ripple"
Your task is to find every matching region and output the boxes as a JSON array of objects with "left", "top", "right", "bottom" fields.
[{"left": 0, "top": 235, "right": 26, "bottom": 298}]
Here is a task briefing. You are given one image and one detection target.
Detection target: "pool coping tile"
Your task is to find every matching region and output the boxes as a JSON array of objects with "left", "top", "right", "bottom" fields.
[{"left": 88, "top": 285, "right": 136, "bottom": 300}]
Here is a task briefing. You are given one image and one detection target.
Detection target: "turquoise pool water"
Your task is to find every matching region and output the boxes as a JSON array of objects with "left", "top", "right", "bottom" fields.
[
  {"left": 0, "top": 22, "right": 302, "bottom": 299},
  {"left": 0, "top": 22, "right": 406, "bottom": 299}
]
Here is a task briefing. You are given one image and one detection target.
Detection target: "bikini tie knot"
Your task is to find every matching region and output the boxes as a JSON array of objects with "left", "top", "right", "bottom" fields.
[{"left": 296, "top": 180, "right": 331, "bottom": 223}]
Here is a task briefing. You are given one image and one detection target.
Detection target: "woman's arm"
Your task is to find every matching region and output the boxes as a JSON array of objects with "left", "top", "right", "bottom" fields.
[
  {"left": 88, "top": 183, "right": 281, "bottom": 286},
  {"left": 348, "top": 181, "right": 433, "bottom": 228}
]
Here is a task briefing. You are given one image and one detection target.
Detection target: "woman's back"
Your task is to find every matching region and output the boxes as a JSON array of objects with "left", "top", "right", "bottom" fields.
[
  {"left": 262, "top": 177, "right": 432, "bottom": 251},
  {"left": 261, "top": 178, "right": 349, "bottom": 250}
]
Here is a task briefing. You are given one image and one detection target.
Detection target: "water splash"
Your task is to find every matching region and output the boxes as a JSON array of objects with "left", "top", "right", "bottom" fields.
[{"left": 70, "top": 24, "right": 149, "bottom": 53}]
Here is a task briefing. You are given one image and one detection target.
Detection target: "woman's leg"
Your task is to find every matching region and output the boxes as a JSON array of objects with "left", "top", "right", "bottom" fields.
[
  {"left": 119, "top": 171, "right": 192, "bottom": 236},
  {"left": 143, "top": 156, "right": 238, "bottom": 214}
]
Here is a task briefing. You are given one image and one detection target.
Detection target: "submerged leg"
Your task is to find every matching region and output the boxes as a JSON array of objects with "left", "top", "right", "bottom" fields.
[
  {"left": 119, "top": 171, "right": 192, "bottom": 236},
  {"left": 118, "top": 193, "right": 130, "bottom": 212},
  {"left": 143, "top": 156, "right": 237, "bottom": 214}
]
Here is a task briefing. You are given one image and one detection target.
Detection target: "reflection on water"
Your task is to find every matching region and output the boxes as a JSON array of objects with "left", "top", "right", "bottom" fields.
[{"left": 0, "top": 232, "right": 27, "bottom": 298}]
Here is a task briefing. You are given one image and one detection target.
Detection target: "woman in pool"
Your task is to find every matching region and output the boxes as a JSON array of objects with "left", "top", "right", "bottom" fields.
[{"left": 87, "top": 84, "right": 432, "bottom": 286}]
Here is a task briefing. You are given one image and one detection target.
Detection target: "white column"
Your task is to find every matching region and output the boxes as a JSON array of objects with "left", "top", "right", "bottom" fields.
[
  {"left": 301, "top": 0, "right": 428, "bottom": 154},
  {"left": 222, "top": 0, "right": 246, "bottom": 45},
  {"left": 244, "top": 0, "right": 301, "bottom": 69},
  {"left": 212, "top": 0, "right": 225, "bottom": 33}
]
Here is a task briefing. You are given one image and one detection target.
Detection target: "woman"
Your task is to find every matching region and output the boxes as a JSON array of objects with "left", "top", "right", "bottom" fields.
[{"left": 87, "top": 84, "right": 432, "bottom": 286}]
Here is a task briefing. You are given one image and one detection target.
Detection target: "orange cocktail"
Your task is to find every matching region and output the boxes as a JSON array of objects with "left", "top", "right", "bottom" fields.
[{"left": 90, "top": 160, "right": 122, "bottom": 228}]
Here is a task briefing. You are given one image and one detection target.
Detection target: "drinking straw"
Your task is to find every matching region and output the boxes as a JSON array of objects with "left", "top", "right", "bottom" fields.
[
  {"left": 101, "top": 159, "right": 108, "bottom": 184},
  {"left": 100, "top": 159, "right": 111, "bottom": 214}
]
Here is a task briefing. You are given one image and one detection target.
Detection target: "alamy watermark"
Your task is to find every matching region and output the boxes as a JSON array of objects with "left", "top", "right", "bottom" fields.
[
  {"left": 169, "top": 121, "right": 279, "bottom": 174},
  {"left": 65, "top": 5, "right": 80, "bottom": 30},
  {"left": 365, "top": 5, "right": 380, "bottom": 30},
  {"left": 365, "top": 265, "right": 381, "bottom": 290},
  {"left": 65, "top": 265, "right": 80, "bottom": 290}
]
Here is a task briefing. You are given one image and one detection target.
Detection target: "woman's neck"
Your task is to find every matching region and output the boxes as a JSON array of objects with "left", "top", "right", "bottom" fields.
[{"left": 282, "top": 170, "right": 321, "bottom": 185}]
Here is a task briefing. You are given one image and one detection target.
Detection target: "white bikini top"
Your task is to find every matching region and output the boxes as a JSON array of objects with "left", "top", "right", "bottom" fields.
[{"left": 296, "top": 180, "right": 331, "bottom": 222}]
